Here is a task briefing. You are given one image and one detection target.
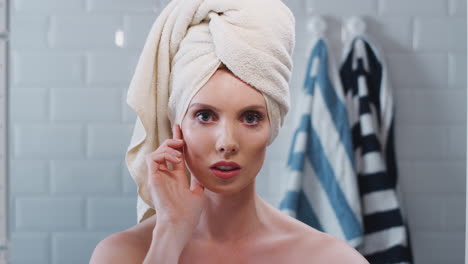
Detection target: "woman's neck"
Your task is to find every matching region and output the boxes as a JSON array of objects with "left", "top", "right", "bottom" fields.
[{"left": 192, "top": 181, "right": 269, "bottom": 245}]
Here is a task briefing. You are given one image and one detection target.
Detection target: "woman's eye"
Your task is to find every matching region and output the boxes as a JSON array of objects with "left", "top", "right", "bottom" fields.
[
  {"left": 243, "top": 111, "right": 263, "bottom": 125},
  {"left": 195, "top": 110, "right": 214, "bottom": 122},
  {"left": 195, "top": 110, "right": 263, "bottom": 125}
]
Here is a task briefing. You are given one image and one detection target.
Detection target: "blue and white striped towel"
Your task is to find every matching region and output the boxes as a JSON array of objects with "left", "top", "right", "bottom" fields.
[
  {"left": 279, "top": 37, "right": 363, "bottom": 247},
  {"left": 339, "top": 36, "right": 413, "bottom": 263}
]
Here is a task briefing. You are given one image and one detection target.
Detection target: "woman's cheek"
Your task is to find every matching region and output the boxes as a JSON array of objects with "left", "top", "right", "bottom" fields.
[
  {"left": 181, "top": 120, "right": 201, "bottom": 143},
  {"left": 183, "top": 125, "right": 211, "bottom": 155},
  {"left": 247, "top": 125, "right": 270, "bottom": 147}
]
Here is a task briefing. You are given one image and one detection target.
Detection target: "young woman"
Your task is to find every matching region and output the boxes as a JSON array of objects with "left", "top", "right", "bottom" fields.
[
  {"left": 90, "top": 0, "right": 369, "bottom": 262},
  {"left": 89, "top": 67, "right": 369, "bottom": 263}
]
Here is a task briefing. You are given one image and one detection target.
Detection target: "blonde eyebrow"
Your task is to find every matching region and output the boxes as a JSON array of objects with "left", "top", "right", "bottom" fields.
[{"left": 189, "top": 103, "right": 266, "bottom": 112}]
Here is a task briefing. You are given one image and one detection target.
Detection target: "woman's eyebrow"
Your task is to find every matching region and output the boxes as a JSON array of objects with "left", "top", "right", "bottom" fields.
[{"left": 189, "top": 103, "right": 266, "bottom": 112}]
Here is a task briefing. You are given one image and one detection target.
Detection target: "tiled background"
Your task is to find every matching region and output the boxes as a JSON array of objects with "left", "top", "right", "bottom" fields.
[
  {"left": 0, "top": 0, "right": 6, "bottom": 261},
  {"left": 6, "top": 0, "right": 467, "bottom": 263}
]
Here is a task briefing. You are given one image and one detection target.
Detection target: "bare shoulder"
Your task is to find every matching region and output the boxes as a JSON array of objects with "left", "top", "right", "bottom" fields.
[
  {"left": 89, "top": 215, "right": 156, "bottom": 264},
  {"left": 300, "top": 231, "right": 369, "bottom": 264},
  {"left": 266, "top": 204, "right": 368, "bottom": 263},
  {"left": 89, "top": 231, "right": 145, "bottom": 264},
  {"left": 282, "top": 219, "right": 368, "bottom": 263}
]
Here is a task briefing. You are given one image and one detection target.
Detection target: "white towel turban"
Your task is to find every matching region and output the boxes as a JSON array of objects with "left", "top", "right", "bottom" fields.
[{"left": 125, "top": 0, "right": 296, "bottom": 223}]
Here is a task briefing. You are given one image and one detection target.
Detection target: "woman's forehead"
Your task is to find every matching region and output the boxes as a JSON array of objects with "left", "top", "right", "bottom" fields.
[{"left": 189, "top": 102, "right": 267, "bottom": 113}]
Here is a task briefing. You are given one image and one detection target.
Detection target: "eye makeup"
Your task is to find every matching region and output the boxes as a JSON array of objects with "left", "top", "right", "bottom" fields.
[{"left": 193, "top": 109, "right": 265, "bottom": 126}]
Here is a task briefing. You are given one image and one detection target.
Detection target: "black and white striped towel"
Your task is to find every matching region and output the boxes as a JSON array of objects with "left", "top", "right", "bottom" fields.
[{"left": 339, "top": 36, "right": 414, "bottom": 264}]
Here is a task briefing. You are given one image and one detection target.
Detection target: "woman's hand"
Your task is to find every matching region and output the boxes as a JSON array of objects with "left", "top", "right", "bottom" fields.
[{"left": 146, "top": 124, "right": 207, "bottom": 232}]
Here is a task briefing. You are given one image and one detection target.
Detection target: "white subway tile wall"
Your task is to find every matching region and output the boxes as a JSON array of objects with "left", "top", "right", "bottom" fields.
[
  {"left": 0, "top": 35, "right": 6, "bottom": 264},
  {"left": 7, "top": 0, "right": 466, "bottom": 263}
]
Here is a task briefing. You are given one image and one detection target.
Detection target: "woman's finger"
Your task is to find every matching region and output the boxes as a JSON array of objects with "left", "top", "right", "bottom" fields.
[
  {"left": 147, "top": 151, "right": 181, "bottom": 164},
  {"left": 171, "top": 124, "right": 189, "bottom": 183},
  {"left": 172, "top": 123, "right": 183, "bottom": 141},
  {"left": 156, "top": 124, "right": 184, "bottom": 150},
  {"left": 146, "top": 152, "right": 181, "bottom": 174},
  {"left": 165, "top": 138, "right": 184, "bottom": 148},
  {"left": 162, "top": 146, "right": 182, "bottom": 158}
]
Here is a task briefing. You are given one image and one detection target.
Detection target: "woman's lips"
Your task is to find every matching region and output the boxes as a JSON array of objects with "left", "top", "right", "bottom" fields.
[{"left": 210, "top": 168, "right": 240, "bottom": 179}]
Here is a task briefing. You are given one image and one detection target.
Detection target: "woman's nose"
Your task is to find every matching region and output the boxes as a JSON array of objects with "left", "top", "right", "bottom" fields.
[
  {"left": 216, "top": 123, "right": 239, "bottom": 155},
  {"left": 217, "top": 142, "right": 238, "bottom": 154}
]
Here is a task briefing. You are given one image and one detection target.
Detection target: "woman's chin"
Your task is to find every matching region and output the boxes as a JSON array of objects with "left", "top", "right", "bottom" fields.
[
  {"left": 199, "top": 179, "right": 255, "bottom": 196},
  {"left": 199, "top": 183, "right": 238, "bottom": 194},
  {"left": 189, "top": 169, "right": 256, "bottom": 195}
]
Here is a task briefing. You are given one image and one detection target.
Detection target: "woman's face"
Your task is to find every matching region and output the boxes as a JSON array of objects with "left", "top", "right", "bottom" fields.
[{"left": 180, "top": 69, "right": 270, "bottom": 194}]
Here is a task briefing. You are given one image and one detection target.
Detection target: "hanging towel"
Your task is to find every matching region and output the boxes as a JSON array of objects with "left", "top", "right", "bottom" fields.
[
  {"left": 339, "top": 36, "right": 414, "bottom": 263},
  {"left": 279, "top": 36, "right": 363, "bottom": 248}
]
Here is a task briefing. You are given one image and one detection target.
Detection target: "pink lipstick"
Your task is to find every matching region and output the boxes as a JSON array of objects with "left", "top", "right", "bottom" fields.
[{"left": 210, "top": 160, "right": 241, "bottom": 179}]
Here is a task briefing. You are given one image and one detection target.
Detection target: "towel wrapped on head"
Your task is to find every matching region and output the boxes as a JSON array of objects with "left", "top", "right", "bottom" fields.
[{"left": 125, "top": 0, "right": 296, "bottom": 223}]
